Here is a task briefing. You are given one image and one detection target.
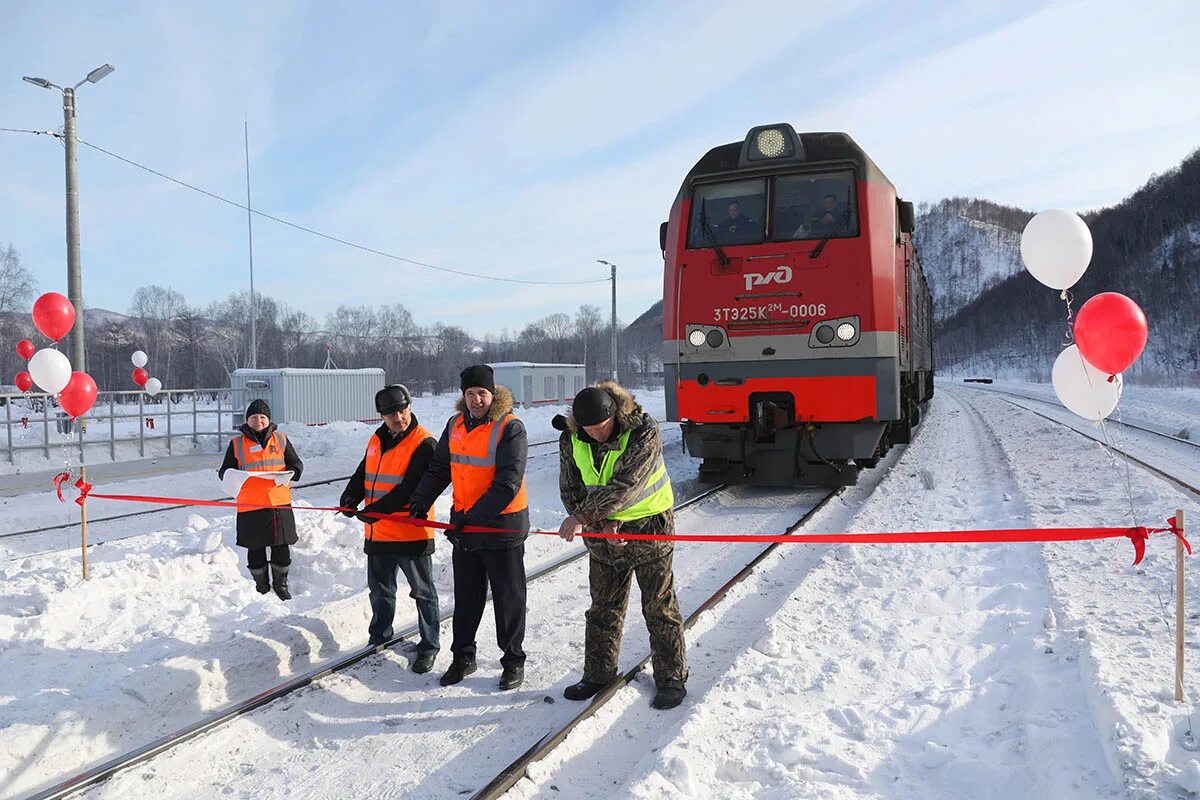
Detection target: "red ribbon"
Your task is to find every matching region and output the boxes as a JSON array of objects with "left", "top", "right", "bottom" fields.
[{"left": 55, "top": 476, "right": 1189, "bottom": 566}]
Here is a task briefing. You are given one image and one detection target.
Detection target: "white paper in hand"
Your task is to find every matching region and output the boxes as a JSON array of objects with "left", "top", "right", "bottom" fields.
[{"left": 221, "top": 469, "right": 294, "bottom": 499}]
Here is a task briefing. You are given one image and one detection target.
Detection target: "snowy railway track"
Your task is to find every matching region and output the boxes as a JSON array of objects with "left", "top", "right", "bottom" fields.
[
  {"left": 994, "top": 397, "right": 1200, "bottom": 497},
  {"left": 21, "top": 481, "right": 727, "bottom": 800},
  {"left": 963, "top": 382, "right": 1198, "bottom": 449},
  {"left": 469, "top": 486, "right": 842, "bottom": 800}
]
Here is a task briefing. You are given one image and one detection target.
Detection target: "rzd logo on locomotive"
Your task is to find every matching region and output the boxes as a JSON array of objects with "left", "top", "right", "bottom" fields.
[{"left": 743, "top": 265, "right": 792, "bottom": 292}]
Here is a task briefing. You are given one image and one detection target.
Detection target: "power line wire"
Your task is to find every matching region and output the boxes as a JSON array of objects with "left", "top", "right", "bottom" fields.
[{"left": 73, "top": 137, "right": 609, "bottom": 286}]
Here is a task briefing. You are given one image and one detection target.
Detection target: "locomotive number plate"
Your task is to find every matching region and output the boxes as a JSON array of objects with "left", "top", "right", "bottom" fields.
[{"left": 714, "top": 302, "right": 826, "bottom": 322}]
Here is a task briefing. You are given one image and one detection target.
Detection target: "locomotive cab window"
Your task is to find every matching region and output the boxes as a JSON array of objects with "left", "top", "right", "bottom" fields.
[
  {"left": 688, "top": 179, "right": 766, "bottom": 248},
  {"left": 771, "top": 171, "right": 858, "bottom": 242}
]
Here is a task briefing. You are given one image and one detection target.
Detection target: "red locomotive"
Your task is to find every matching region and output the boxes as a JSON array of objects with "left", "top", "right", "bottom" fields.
[{"left": 661, "top": 124, "right": 933, "bottom": 486}]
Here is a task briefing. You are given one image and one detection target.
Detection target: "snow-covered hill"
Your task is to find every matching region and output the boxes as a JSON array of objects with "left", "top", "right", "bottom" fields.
[{"left": 915, "top": 198, "right": 1030, "bottom": 325}]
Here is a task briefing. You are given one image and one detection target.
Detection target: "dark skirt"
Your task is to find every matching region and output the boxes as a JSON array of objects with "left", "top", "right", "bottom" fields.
[{"left": 235, "top": 507, "right": 299, "bottom": 549}]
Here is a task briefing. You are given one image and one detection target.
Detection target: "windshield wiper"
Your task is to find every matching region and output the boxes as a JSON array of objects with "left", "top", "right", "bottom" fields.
[
  {"left": 809, "top": 186, "right": 854, "bottom": 259},
  {"left": 698, "top": 201, "right": 730, "bottom": 266}
]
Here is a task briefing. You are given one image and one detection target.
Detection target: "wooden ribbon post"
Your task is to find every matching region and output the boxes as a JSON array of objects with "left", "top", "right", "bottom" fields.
[
  {"left": 1178, "top": 508, "right": 1187, "bottom": 702},
  {"left": 80, "top": 413, "right": 90, "bottom": 581}
]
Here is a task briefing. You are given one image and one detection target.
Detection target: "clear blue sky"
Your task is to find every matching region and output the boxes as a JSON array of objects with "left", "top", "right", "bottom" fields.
[{"left": 2, "top": 0, "right": 1197, "bottom": 336}]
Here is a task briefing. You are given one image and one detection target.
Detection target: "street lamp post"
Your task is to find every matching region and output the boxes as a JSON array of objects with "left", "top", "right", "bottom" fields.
[
  {"left": 24, "top": 63, "right": 114, "bottom": 581},
  {"left": 22, "top": 63, "right": 115, "bottom": 375},
  {"left": 596, "top": 260, "right": 617, "bottom": 381}
]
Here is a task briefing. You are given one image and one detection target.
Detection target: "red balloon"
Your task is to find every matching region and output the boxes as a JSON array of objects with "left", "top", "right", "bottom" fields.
[
  {"left": 32, "top": 292, "right": 76, "bottom": 342},
  {"left": 59, "top": 371, "right": 98, "bottom": 419},
  {"left": 1074, "top": 292, "right": 1148, "bottom": 375},
  {"left": 16, "top": 339, "right": 35, "bottom": 360},
  {"left": 15, "top": 371, "right": 33, "bottom": 392},
  {"left": 132, "top": 367, "right": 149, "bottom": 387}
]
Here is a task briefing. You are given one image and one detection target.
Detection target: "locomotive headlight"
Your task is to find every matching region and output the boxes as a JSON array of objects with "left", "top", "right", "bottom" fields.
[
  {"left": 755, "top": 128, "right": 787, "bottom": 158},
  {"left": 706, "top": 328, "right": 725, "bottom": 348},
  {"left": 688, "top": 329, "right": 707, "bottom": 347},
  {"left": 836, "top": 322, "right": 857, "bottom": 341},
  {"left": 815, "top": 325, "right": 835, "bottom": 344}
]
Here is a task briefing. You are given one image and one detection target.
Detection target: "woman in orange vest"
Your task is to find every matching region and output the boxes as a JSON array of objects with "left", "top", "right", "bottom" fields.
[
  {"left": 339, "top": 385, "right": 441, "bottom": 673},
  {"left": 408, "top": 364, "right": 529, "bottom": 691},
  {"left": 217, "top": 399, "right": 304, "bottom": 600}
]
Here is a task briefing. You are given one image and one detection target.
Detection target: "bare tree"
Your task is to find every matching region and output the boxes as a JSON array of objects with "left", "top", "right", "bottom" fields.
[
  {"left": 279, "top": 305, "right": 316, "bottom": 368},
  {"left": 0, "top": 244, "right": 37, "bottom": 384},
  {"left": 575, "top": 304, "right": 603, "bottom": 379},
  {"left": 129, "top": 285, "right": 186, "bottom": 381},
  {"left": 0, "top": 244, "right": 36, "bottom": 315},
  {"left": 540, "top": 312, "right": 574, "bottom": 362}
]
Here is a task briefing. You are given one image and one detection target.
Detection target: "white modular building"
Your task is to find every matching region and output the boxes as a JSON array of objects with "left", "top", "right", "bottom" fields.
[
  {"left": 231, "top": 368, "right": 385, "bottom": 425},
  {"left": 489, "top": 362, "right": 586, "bottom": 408}
]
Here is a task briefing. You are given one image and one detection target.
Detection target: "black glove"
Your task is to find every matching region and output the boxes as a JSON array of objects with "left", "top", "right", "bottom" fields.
[
  {"left": 339, "top": 492, "right": 360, "bottom": 518},
  {"left": 407, "top": 500, "right": 430, "bottom": 520},
  {"left": 447, "top": 517, "right": 467, "bottom": 536},
  {"left": 357, "top": 501, "right": 381, "bottom": 524}
]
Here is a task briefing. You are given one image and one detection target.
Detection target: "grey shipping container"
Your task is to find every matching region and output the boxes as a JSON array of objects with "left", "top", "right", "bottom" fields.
[
  {"left": 490, "top": 362, "right": 585, "bottom": 408},
  {"left": 231, "top": 368, "right": 385, "bottom": 425}
]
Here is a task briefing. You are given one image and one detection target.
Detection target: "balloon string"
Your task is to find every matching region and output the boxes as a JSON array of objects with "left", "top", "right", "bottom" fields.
[{"left": 1060, "top": 289, "right": 1075, "bottom": 346}]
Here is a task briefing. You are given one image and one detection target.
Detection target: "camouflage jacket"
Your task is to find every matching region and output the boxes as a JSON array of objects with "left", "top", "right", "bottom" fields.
[{"left": 558, "top": 381, "right": 674, "bottom": 564}]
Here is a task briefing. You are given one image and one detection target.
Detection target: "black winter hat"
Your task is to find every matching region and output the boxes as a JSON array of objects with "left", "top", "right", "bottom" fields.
[
  {"left": 375, "top": 384, "right": 412, "bottom": 414},
  {"left": 246, "top": 399, "right": 272, "bottom": 420},
  {"left": 572, "top": 387, "right": 616, "bottom": 426},
  {"left": 460, "top": 364, "right": 495, "bottom": 395}
]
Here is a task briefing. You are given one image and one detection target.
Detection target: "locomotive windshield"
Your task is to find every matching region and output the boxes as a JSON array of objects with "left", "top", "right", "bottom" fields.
[
  {"left": 772, "top": 171, "right": 858, "bottom": 242},
  {"left": 688, "top": 179, "right": 766, "bottom": 248},
  {"left": 686, "top": 170, "right": 858, "bottom": 249}
]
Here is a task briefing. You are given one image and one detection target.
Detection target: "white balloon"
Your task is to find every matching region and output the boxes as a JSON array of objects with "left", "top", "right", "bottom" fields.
[
  {"left": 1052, "top": 345, "right": 1123, "bottom": 421},
  {"left": 131, "top": 350, "right": 148, "bottom": 368},
  {"left": 28, "top": 348, "right": 72, "bottom": 394},
  {"left": 144, "top": 377, "right": 162, "bottom": 397},
  {"left": 1020, "top": 209, "right": 1093, "bottom": 291}
]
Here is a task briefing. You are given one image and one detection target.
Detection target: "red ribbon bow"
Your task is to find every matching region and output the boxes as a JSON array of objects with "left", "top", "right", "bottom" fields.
[
  {"left": 52, "top": 471, "right": 93, "bottom": 507},
  {"left": 1129, "top": 516, "right": 1192, "bottom": 565}
]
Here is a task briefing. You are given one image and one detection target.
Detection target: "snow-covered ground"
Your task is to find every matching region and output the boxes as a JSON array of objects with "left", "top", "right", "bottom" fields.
[{"left": 1, "top": 383, "right": 1198, "bottom": 799}]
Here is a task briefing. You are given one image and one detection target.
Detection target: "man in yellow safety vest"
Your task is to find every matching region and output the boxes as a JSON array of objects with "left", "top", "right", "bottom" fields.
[{"left": 556, "top": 382, "right": 687, "bottom": 710}]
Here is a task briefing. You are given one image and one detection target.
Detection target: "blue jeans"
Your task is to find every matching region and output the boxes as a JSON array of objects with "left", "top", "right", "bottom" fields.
[{"left": 367, "top": 554, "right": 441, "bottom": 653}]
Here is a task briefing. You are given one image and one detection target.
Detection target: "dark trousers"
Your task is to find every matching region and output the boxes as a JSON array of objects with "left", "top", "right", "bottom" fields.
[
  {"left": 451, "top": 545, "right": 526, "bottom": 668},
  {"left": 366, "top": 553, "right": 441, "bottom": 652},
  {"left": 247, "top": 545, "right": 291, "bottom": 569}
]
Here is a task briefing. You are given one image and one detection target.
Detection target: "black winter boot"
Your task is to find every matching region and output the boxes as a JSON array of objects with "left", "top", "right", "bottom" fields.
[
  {"left": 563, "top": 679, "right": 607, "bottom": 701},
  {"left": 249, "top": 566, "right": 271, "bottom": 594},
  {"left": 411, "top": 651, "right": 436, "bottom": 674},
  {"left": 498, "top": 664, "right": 524, "bottom": 690},
  {"left": 439, "top": 658, "right": 477, "bottom": 686},
  {"left": 271, "top": 563, "right": 291, "bottom": 601},
  {"left": 651, "top": 685, "right": 686, "bottom": 710}
]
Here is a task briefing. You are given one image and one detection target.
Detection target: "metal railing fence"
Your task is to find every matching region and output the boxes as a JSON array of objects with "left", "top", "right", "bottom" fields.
[{"left": 0, "top": 387, "right": 261, "bottom": 464}]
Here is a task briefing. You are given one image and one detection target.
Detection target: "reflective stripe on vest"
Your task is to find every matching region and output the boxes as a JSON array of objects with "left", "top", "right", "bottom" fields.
[
  {"left": 448, "top": 413, "right": 528, "bottom": 515},
  {"left": 571, "top": 428, "right": 674, "bottom": 521},
  {"left": 232, "top": 431, "right": 291, "bottom": 508},
  {"left": 363, "top": 425, "right": 436, "bottom": 543}
]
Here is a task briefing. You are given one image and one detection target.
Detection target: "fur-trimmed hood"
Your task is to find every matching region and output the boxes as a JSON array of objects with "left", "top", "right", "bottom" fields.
[
  {"left": 565, "top": 380, "right": 643, "bottom": 434},
  {"left": 454, "top": 384, "right": 515, "bottom": 422}
]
